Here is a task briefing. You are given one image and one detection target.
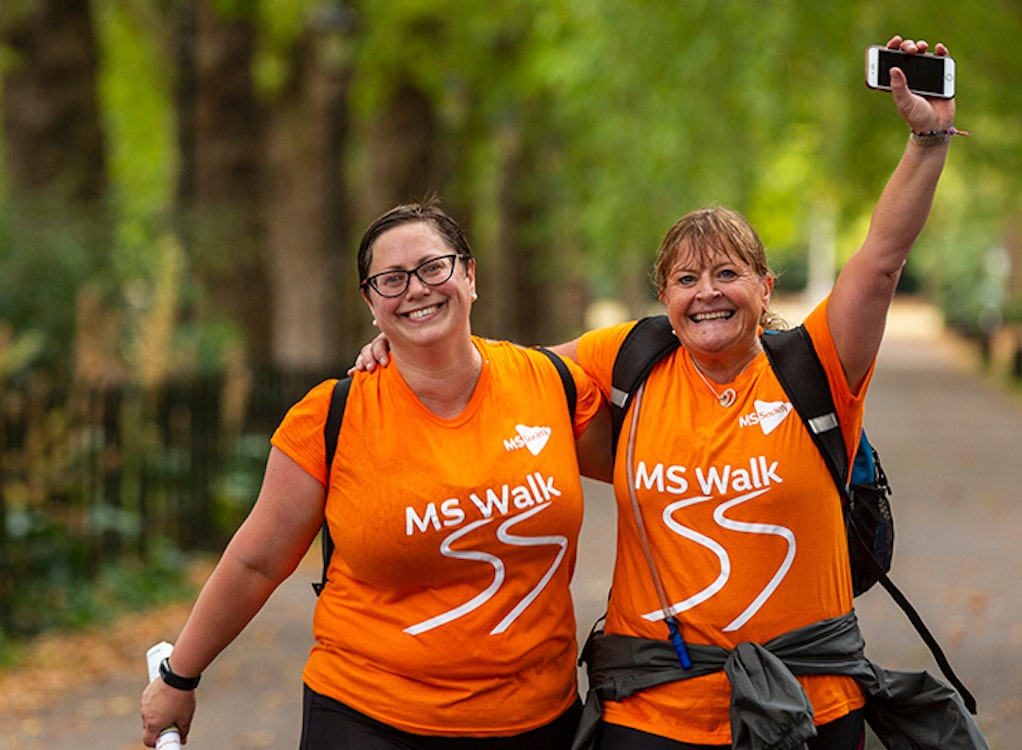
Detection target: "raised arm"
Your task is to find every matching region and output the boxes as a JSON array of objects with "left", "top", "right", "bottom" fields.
[{"left": 829, "top": 36, "right": 958, "bottom": 390}]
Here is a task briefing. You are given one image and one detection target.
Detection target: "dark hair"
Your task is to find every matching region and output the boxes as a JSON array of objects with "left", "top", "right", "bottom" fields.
[{"left": 357, "top": 200, "right": 475, "bottom": 285}]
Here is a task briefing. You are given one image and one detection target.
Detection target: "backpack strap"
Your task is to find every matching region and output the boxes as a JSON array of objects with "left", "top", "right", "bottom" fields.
[
  {"left": 313, "top": 376, "right": 351, "bottom": 597},
  {"left": 609, "top": 316, "right": 679, "bottom": 451},
  {"left": 762, "top": 326, "right": 977, "bottom": 713},
  {"left": 761, "top": 326, "right": 849, "bottom": 492},
  {"left": 535, "top": 347, "right": 577, "bottom": 420}
]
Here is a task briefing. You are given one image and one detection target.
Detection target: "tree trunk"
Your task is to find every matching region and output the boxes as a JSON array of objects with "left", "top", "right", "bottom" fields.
[
  {"left": 483, "top": 122, "right": 528, "bottom": 343},
  {"left": 365, "top": 80, "right": 439, "bottom": 216},
  {"left": 482, "top": 116, "right": 583, "bottom": 346},
  {"left": 264, "top": 24, "right": 355, "bottom": 369},
  {"left": 0, "top": 0, "right": 106, "bottom": 202},
  {"left": 341, "top": 78, "right": 441, "bottom": 346},
  {"left": 0, "top": 0, "right": 111, "bottom": 379},
  {"left": 177, "top": 0, "right": 271, "bottom": 365}
]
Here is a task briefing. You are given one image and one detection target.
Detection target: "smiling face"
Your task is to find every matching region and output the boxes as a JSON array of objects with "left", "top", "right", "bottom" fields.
[
  {"left": 360, "top": 221, "right": 476, "bottom": 354},
  {"left": 655, "top": 208, "right": 774, "bottom": 366}
]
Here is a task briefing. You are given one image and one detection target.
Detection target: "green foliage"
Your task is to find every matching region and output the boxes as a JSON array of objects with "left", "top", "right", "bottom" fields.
[
  {"left": 0, "top": 537, "right": 197, "bottom": 665},
  {"left": 6, "top": 0, "right": 1022, "bottom": 366},
  {"left": 250, "top": 0, "right": 334, "bottom": 96},
  {"left": 210, "top": 433, "right": 273, "bottom": 533},
  {"left": 0, "top": 372, "right": 270, "bottom": 652},
  {"left": 95, "top": 0, "right": 175, "bottom": 220},
  {"left": 524, "top": 1, "right": 870, "bottom": 289},
  {"left": 0, "top": 200, "right": 109, "bottom": 376}
]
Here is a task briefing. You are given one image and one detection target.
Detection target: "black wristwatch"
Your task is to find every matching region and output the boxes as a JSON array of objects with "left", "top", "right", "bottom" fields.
[{"left": 159, "top": 657, "right": 202, "bottom": 690}]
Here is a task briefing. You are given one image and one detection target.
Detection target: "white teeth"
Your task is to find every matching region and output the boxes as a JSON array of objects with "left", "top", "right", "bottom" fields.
[
  {"left": 408, "top": 305, "right": 440, "bottom": 320},
  {"left": 693, "top": 311, "right": 732, "bottom": 322}
]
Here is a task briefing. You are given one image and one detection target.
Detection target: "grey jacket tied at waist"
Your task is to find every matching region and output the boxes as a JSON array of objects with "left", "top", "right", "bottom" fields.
[{"left": 573, "top": 610, "right": 988, "bottom": 750}]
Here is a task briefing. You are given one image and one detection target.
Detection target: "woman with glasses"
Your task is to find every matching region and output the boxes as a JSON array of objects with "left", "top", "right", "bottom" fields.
[{"left": 141, "top": 201, "right": 612, "bottom": 749}]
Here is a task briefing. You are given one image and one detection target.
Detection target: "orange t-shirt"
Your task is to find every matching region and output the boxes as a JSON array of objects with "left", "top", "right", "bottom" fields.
[
  {"left": 576, "top": 298, "right": 871, "bottom": 745},
  {"left": 271, "top": 337, "right": 602, "bottom": 737}
]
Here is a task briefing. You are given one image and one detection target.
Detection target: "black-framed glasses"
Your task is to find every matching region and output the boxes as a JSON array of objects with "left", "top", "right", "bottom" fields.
[{"left": 361, "top": 254, "right": 467, "bottom": 298}]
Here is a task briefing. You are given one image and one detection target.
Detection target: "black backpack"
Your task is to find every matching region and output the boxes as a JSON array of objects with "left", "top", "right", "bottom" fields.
[
  {"left": 312, "top": 346, "right": 578, "bottom": 597},
  {"left": 607, "top": 315, "right": 976, "bottom": 713}
]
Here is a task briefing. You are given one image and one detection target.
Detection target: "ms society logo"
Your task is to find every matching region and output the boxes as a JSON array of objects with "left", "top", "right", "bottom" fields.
[
  {"left": 739, "top": 400, "right": 794, "bottom": 434},
  {"left": 504, "top": 424, "right": 552, "bottom": 455}
]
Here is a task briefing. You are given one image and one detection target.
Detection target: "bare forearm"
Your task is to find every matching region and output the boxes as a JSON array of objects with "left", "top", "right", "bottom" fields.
[
  {"left": 139, "top": 551, "right": 286, "bottom": 747},
  {"left": 829, "top": 34, "right": 958, "bottom": 389},
  {"left": 163, "top": 448, "right": 324, "bottom": 676},
  {"left": 864, "top": 138, "right": 949, "bottom": 274},
  {"left": 142, "top": 448, "right": 324, "bottom": 746},
  {"left": 165, "top": 550, "right": 284, "bottom": 677}
]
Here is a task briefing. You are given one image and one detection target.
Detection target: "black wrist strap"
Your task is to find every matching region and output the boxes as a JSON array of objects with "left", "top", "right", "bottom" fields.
[{"left": 159, "top": 657, "right": 201, "bottom": 690}]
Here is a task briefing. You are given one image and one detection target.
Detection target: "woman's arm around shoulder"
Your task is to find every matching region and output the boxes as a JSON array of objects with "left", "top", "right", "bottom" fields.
[
  {"left": 546, "top": 343, "right": 612, "bottom": 482},
  {"left": 575, "top": 401, "right": 613, "bottom": 483},
  {"left": 548, "top": 337, "right": 582, "bottom": 365}
]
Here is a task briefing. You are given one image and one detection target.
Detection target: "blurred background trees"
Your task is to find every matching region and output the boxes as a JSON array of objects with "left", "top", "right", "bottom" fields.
[
  {"left": 1, "top": 0, "right": 1020, "bottom": 644},
  {"left": 3, "top": 0, "right": 1020, "bottom": 379},
  {"left": 1, "top": 0, "right": 1021, "bottom": 378}
]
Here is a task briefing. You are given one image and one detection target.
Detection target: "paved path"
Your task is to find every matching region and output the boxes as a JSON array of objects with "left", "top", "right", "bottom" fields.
[{"left": 1, "top": 301, "right": 1019, "bottom": 749}]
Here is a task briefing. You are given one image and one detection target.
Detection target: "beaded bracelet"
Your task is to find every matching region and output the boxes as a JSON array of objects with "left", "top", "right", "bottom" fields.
[{"left": 911, "top": 125, "right": 971, "bottom": 147}]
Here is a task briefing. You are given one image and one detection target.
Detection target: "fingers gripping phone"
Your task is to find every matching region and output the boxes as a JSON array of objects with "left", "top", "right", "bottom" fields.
[{"left": 865, "top": 45, "right": 955, "bottom": 98}]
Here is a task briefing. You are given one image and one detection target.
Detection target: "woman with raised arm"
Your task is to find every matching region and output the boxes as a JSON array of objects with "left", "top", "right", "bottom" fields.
[{"left": 549, "top": 35, "right": 984, "bottom": 750}]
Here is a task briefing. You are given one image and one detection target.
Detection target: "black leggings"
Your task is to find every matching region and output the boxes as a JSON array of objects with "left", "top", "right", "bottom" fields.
[
  {"left": 595, "top": 709, "right": 865, "bottom": 750},
  {"left": 299, "top": 684, "right": 582, "bottom": 750}
]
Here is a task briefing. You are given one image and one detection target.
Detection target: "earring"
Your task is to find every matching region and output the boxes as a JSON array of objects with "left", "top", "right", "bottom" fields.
[
  {"left": 471, "top": 292, "right": 478, "bottom": 301},
  {"left": 372, "top": 319, "right": 378, "bottom": 327}
]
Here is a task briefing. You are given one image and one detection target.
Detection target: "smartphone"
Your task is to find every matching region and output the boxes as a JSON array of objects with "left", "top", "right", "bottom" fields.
[{"left": 865, "top": 45, "right": 955, "bottom": 98}]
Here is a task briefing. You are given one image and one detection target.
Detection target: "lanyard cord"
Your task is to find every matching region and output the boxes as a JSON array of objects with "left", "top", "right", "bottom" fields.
[{"left": 625, "top": 383, "right": 692, "bottom": 668}]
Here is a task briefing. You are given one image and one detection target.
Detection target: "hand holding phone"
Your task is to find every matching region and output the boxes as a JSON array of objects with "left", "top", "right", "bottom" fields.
[{"left": 865, "top": 45, "right": 955, "bottom": 99}]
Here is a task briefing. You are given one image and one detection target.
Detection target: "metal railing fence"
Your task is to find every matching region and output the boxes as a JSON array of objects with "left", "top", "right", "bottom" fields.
[{"left": 0, "top": 366, "right": 340, "bottom": 637}]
